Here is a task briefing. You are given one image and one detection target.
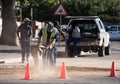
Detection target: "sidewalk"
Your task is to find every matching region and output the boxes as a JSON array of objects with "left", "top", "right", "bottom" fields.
[{"left": 0, "top": 44, "right": 120, "bottom": 70}]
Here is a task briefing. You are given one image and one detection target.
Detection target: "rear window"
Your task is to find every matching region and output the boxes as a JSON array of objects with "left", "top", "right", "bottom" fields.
[{"left": 69, "top": 20, "right": 98, "bottom": 33}]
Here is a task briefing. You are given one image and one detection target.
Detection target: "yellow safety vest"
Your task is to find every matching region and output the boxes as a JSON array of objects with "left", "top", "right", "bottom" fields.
[{"left": 42, "top": 26, "right": 57, "bottom": 49}]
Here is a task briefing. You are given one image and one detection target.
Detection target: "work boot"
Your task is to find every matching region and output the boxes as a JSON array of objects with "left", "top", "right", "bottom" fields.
[{"left": 21, "top": 58, "right": 25, "bottom": 63}]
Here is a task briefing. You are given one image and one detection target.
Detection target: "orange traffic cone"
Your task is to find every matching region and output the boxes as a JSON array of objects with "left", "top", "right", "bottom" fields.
[
  {"left": 60, "top": 62, "right": 68, "bottom": 79},
  {"left": 24, "top": 63, "right": 31, "bottom": 80},
  {"left": 110, "top": 61, "right": 116, "bottom": 77}
]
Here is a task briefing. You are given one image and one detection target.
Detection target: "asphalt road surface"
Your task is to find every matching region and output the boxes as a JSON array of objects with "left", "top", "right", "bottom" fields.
[{"left": 0, "top": 41, "right": 120, "bottom": 84}]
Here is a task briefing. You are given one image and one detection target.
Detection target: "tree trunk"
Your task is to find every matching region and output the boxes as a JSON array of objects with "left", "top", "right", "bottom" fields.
[{"left": 0, "top": 0, "right": 18, "bottom": 45}]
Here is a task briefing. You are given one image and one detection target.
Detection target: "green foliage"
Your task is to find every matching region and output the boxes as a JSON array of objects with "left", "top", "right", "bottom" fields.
[{"left": 17, "top": 0, "right": 120, "bottom": 24}]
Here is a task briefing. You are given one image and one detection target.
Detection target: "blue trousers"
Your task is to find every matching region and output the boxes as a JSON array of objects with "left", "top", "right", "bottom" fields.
[
  {"left": 72, "top": 37, "right": 80, "bottom": 56},
  {"left": 54, "top": 45, "right": 57, "bottom": 63}
]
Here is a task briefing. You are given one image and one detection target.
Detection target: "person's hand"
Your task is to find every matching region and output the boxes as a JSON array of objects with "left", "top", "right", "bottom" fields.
[{"left": 45, "top": 45, "right": 49, "bottom": 49}]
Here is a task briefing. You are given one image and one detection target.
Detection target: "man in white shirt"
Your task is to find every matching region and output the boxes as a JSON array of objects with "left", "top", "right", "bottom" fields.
[{"left": 72, "top": 26, "right": 81, "bottom": 57}]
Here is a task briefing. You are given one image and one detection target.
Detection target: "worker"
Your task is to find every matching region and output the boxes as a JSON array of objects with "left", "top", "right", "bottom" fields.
[
  {"left": 38, "top": 22, "right": 58, "bottom": 70},
  {"left": 17, "top": 17, "right": 32, "bottom": 63}
]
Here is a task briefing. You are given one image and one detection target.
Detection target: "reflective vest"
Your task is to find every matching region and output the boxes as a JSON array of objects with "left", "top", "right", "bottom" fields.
[{"left": 42, "top": 26, "right": 57, "bottom": 49}]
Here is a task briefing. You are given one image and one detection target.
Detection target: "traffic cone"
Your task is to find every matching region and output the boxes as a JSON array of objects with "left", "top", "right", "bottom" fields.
[
  {"left": 60, "top": 62, "right": 68, "bottom": 79},
  {"left": 110, "top": 61, "right": 116, "bottom": 77},
  {"left": 24, "top": 63, "right": 31, "bottom": 80}
]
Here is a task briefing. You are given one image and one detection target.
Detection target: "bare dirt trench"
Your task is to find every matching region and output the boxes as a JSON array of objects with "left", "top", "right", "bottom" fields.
[{"left": 0, "top": 65, "right": 119, "bottom": 80}]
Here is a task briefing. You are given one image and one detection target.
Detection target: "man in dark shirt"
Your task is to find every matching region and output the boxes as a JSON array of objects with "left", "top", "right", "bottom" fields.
[{"left": 17, "top": 18, "right": 32, "bottom": 63}]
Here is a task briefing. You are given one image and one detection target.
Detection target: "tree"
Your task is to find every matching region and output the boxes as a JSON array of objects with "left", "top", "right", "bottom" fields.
[
  {"left": 0, "top": 0, "right": 58, "bottom": 46},
  {"left": 1, "top": 0, "right": 120, "bottom": 46},
  {"left": 0, "top": 0, "right": 18, "bottom": 45},
  {"left": 17, "top": 0, "right": 59, "bottom": 21}
]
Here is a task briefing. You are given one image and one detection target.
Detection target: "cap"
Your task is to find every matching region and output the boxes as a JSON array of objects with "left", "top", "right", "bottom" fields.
[
  {"left": 23, "top": 18, "right": 31, "bottom": 22},
  {"left": 47, "top": 23, "right": 54, "bottom": 31}
]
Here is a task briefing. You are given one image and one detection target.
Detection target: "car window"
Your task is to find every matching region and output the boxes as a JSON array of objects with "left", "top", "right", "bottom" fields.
[
  {"left": 69, "top": 20, "right": 98, "bottom": 33},
  {"left": 110, "top": 26, "right": 117, "bottom": 31},
  {"left": 99, "top": 21, "right": 103, "bottom": 29}
]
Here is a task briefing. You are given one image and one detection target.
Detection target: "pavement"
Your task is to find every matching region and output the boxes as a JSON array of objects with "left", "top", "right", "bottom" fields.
[{"left": 0, "top": 41, "right": 120, "bottom": 71}]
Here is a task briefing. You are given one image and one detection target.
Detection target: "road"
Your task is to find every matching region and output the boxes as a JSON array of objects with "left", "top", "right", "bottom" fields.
[
  {"left": 0, "top": 71, "right": 120, "bottom": 84},
  {"left": 0, "top": 41, "right": 120, "bottom": 84}
]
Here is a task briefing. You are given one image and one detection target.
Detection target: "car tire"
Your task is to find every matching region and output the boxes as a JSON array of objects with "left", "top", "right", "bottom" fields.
[
  {"left": 98, "top": 45, "right": 104, "bottom": 57},
  {"left": 105, "top": 45, "right": 111, "bottom": 55}
]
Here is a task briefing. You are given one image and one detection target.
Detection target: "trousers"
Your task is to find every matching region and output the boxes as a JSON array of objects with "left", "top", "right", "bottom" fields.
[
  {"left": 72, "top": 37, "right": 80, "bottom": 56},
  {"left": 20, "top": 40, "right": 30, "bottom": 62}
]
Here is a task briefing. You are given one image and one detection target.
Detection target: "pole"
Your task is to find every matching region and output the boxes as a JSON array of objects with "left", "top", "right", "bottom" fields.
[
  {"left": 20, "top": 8, "right": 22, "bottom": 24},
  {"left": 58, "top": 15, "right": 62, "bottom": 45},
  {"left": 60, "top": 15, "right": 62, "bottom": 26},
  {"left": 31, "top": 7, "right": 34, "bottom": 38}
]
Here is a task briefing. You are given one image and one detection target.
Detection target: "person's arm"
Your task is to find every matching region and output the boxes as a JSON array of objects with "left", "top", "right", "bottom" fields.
[
  {"left": 46, "top": 38, "right": 55, "bottom": 49},
  {"left": 28, "top": 25, "right": 32, "bottom": 38},
  {"left": 38, "top": 36, "right": 42, "bottom": 45},
  {"left": 46, "top": 29, "right": 57, "bottom": 49}
]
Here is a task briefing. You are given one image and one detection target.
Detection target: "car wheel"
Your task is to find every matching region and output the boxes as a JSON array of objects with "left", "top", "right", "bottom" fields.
[
  {"left": 105, "top": 45, "right": 111, "bottom": 55},
  {"left": 98, "top": 45, "right": 104, "bottom": 57}
]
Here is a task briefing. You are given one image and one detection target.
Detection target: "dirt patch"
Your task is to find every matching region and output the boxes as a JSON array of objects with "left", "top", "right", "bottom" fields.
[
  {"left": 0, "top": 65, "right": 119, "bottom": 80},
  {"left": 0, "top": 65, "right": 112, "bottom": 75}
]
